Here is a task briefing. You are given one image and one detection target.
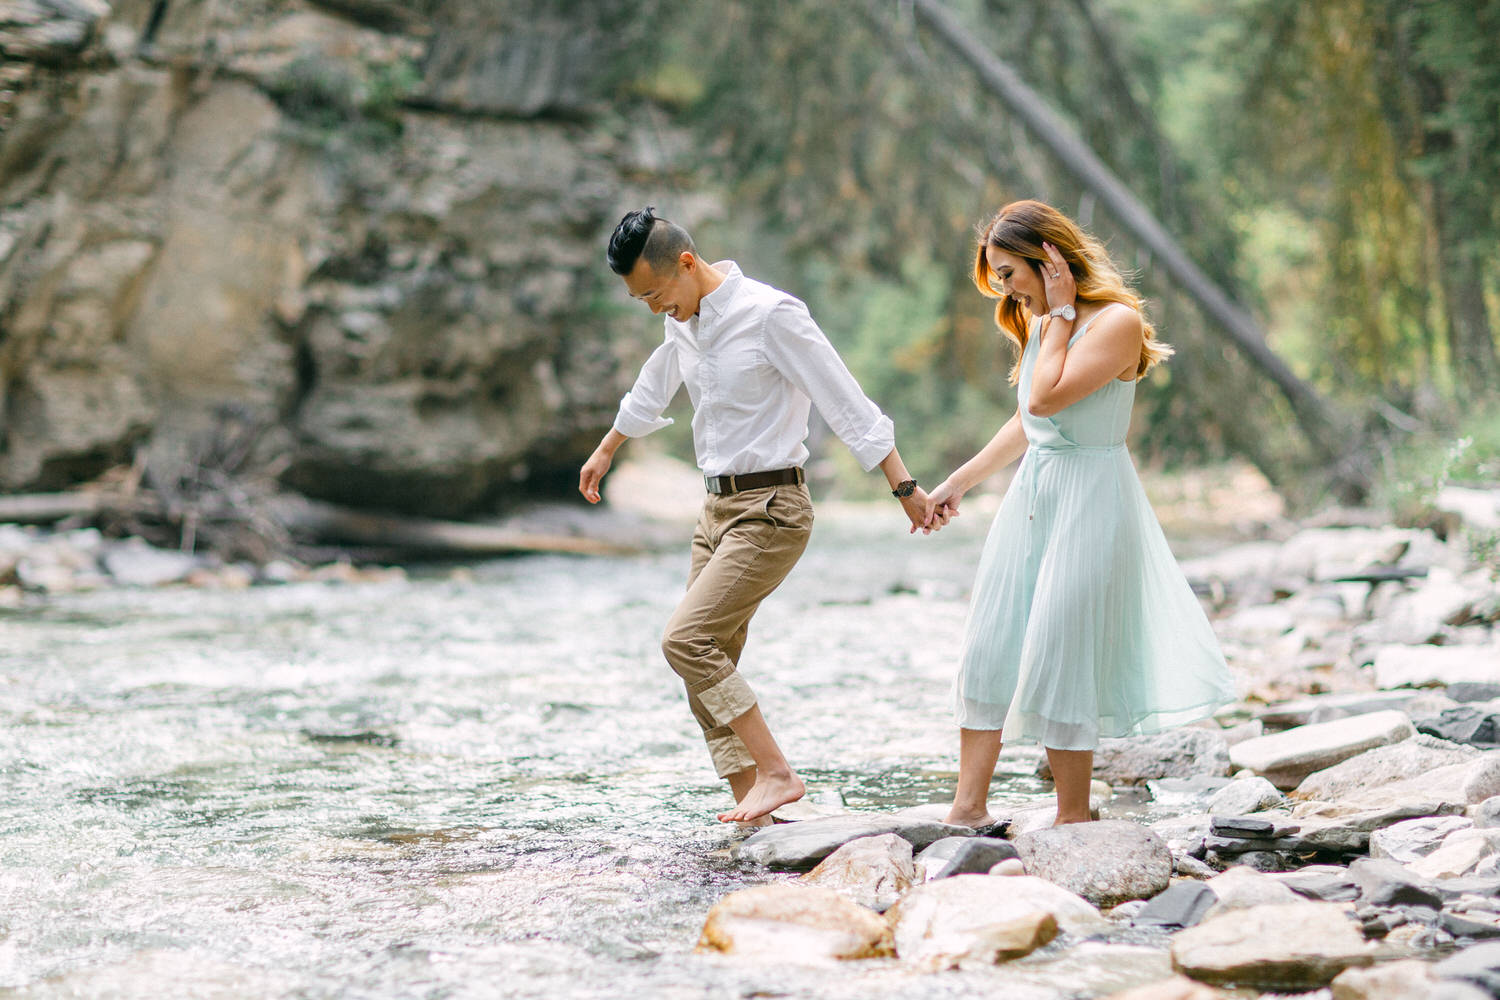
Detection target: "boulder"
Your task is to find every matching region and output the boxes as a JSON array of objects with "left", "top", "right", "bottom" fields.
[
  {"left": 1230, "top": 711, "right": 1417, "bottom": 789},
  {"left": 1043, "top": 729, "right": 1231, "bottom": 786},
  {"left": 1434, "top": 941, "right": 1500, "bottom": 996},
  {"left": 1206, "top": 776, "right": 1286, "bottom": 816},
  {"left": 795, "top": 833, "right": 915, "bottom": 912},
  {"left": 1347, "top": 857, "right": 1442, "bottom": 908},
  {"left": 1274, "top": 865, "right": 1360, "bottom": 902},
  {"left": 1329, "top": 959, "right": 1438, "bottom": 1000},
  {"left": 1012, "top": 821, "right": 1172, "bottom": 908},
  {"left": 1373, "top": 643, "right": 1500, "bottom": 689},
  {"left": 733, "top": 813, "right": 972, "bottom": 870},
  {"left": 1371, "top": 815, "right": 1474, "bottom": 864},
  {"left": 1294, "top": 736, "right": 1479, "bottom": 801},
  {"left": 885, "top": 874, "right": 1100, "bottom": 970},
  {"left": 695, "top": 884, "right": 894, "bottom": 961},
  {"left": 1170, "top": 901, "right": 1377, "bottom": 989},
  {"left": 1202, "top": 865, "right": 1300, "bottom": 915}
]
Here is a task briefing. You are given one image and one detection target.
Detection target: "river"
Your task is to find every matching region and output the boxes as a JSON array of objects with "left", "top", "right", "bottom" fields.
[{"left": 0, "top": 492, "right": 1244, "bottom": 999}]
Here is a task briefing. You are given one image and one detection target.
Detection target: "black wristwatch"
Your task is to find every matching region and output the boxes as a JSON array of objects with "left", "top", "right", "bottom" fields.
[{"left": 891, "top": 479, "right": 917, "bottom": 498}]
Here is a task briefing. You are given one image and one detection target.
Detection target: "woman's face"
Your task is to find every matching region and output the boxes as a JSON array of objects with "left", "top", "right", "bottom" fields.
[{"left": 986, "top": 245, "right": 1045, "bottom": 314}]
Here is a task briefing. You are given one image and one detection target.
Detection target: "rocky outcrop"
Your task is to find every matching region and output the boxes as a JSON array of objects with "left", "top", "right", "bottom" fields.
[{"left": 1, "top": 0, "right": 690, "bottom": 513}]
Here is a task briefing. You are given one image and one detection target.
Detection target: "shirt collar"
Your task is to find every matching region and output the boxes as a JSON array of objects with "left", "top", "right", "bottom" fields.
[{"left": 697, "top": 260, "right": 741, "bottom": 321}]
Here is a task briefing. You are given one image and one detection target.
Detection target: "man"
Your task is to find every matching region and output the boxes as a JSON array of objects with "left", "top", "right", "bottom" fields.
[{"left": 579, "top": 206, "right": 936, "bottom": 824}]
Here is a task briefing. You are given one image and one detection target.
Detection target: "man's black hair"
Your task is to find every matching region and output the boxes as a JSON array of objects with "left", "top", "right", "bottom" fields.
[{"left": 607, "top": 206, "right": 696, "bottom": 276}]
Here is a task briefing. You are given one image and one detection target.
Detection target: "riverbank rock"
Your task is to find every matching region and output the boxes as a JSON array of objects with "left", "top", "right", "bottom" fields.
[
  {"left": 1329, "top": 959, "right": 1440, "bottom": 999},
  {"left": 1293, "top": 736, "right": 1480, "bottom": 801},
  {"left": 1134, "top": 882, "right": 1218, "bottom": 929},
  {"left": 1170, "top": 901, "right": 1377, "bottom": 989},
  {"left": 1202, "top": 866, "right": 1301, "bottom": 915},
  {"left": 885, "top": 874, "right": 1101, "bottom": 970},
  {"left": 913, "top": 837, "right": 1019, "bottom": 881},
  {"left": 696, "top": 884, "right": 894, "bottom": 961},
  {"left": 1371, "top": 816, "right": 1474, "bottom": 864},
  {"left": 1206, "top": 776, "right": 1286, "bottom": 815},
  {"left": 1407, "top": 828, "right": 1500, "bottom": 880},
  {"left": 1040, "top": 730, "right": 1231, "bottom": 785},
  {"left": 1012, "top": 821, "right": 1172, "bottom": 908},
  {"left": 795, "top": 834, "right": 915, "bottom": 912},
  {"left": 1230, "top": 710, "right": 1417, "bottom": 789},
  {"left": 733, "top": 813, "right": 972, "bottom": 870},
  {"left": 1434, "top": 941, "right": 1500, "bottom": 995},
  {"left": 1257, "top": 690, "right": 1443, "bottom": 729},
  {"left": 1373, "top": 643, "right": 1500, "bottom": 689}
]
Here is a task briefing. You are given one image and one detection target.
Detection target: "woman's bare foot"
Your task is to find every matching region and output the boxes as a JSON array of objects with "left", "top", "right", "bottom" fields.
[
  {"left": 944, "top": 806, "right": 996, "bottom": 829},
  {"left": 1052, "top": 811, "right": 1092, "bottom": 826},
  {"left": 718, "top": 770, "right": 804, "bottom": 823}
]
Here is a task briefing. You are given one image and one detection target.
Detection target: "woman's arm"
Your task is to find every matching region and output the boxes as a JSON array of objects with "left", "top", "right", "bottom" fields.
[
  {"left": 928, "top": 408, "right": 1028, "bottom": 518},
  {"left": 1026, "top": 243, "right": 1140, "bottom": 417}
]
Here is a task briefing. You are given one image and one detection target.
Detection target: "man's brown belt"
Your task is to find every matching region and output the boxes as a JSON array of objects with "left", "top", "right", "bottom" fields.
[{"left": 704, "top": 467, "right": 805, "bottom": 495}]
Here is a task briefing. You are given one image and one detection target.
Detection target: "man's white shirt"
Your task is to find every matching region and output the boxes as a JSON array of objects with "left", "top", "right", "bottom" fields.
[{"left": 612, "top": 261, "right": 895, "bottom": 477}]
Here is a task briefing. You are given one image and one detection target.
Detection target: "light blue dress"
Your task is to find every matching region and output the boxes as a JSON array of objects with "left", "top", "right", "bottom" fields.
[{"left": 954, "top": 307, "right": 1235, "bottom": 749}]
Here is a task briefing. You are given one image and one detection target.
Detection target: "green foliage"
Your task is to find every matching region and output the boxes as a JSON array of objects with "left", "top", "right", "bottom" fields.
[{"left": 266, "top": 54, "right": 420, "bottom": 145}]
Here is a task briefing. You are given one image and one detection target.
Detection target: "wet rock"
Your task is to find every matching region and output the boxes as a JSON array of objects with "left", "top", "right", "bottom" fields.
[
  {"left": 1206, "top": 775, "right": 1286, "bottom": 815},
  {"left": 1173, "top": 855, "right": 1218, "bottom": 879},
  {"left": 1442, "top": 910, "right": 1500, "bottom": 940},
  {"left": 1329, "top": 958, "right": 1438, "bottom": 999},
  {"left": 923, "top": 838, "right": 1019, "bottom": 881},
  {"left": 1434, "top": 941, "right": 1500, "bottom": 996},
  {"left": 1047, "top": 729, "right": 1231, "bottom": 786},
  {"left": 1347, "top": 857, "right": 1442, "bottom": 909},
  {"left": 695, "top": 884, "right": 894, "bottom": 961},
  {"left": 1102, "top": 975, "right": 1225, "bottom": 1000},
  {"left": 1294, "top": 735, "right": 1479, "bottom": 802},
  {"left": 1012, "top": 821, "right": 1172, "bottom": 908},
  {"left": 1230, "top": 710, "right": 1418, "bottom": 789},
  {"left": 1147, "top": 775, "right": 1232, "bottom": 811},
  {"left": 1374, "top": 643, "right": 1500, "bottom": 689},
  {"left": 1371, "top": 815, "right": 1474, "bottom": 863},
  {"left": 1202, "top": 865, "right": 1300, "bottom": 915},
  {"left": 885, "top": 874, "right": 1101, "bottom": 970},
  {"left": 1169, "top": 901, "right": 1377, "bottom": 989},
  {"left": 733, "top": 813, "right": 972, "bottom": 870},
  {"left": 1135, "top": 881, "right": 1217, "bottom": 929},
  {"left": 795, "top": 834, "right": 915, "bottom": 912},
  {"left": 914, "top": 837, "right": 971, "bottom": 880}
]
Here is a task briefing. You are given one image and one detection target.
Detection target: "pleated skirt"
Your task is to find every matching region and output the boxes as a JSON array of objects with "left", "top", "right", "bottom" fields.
[{"left": 953, "top": 445, "right": 1235, "bottom": 749}]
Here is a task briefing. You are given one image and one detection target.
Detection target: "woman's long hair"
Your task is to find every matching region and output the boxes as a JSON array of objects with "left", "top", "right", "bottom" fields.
[{"left": 972, "top": 200, "right": 1173, "bottom": 385}]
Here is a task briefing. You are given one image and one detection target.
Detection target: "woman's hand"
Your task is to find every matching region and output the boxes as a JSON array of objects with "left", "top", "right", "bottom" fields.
[
  {"left": 926, "top": 477, "right": 965, "bottom": 529},
  {"left": 1040, "top": 242, "right": 1076, "bottom": 318}
]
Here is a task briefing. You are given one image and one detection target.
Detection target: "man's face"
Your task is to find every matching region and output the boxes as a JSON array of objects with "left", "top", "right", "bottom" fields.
[{"left": 623, "top": 253, "right": 699, "bottom": 321}]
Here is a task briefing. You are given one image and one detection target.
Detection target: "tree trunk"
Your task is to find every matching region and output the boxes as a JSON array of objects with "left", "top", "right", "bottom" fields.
[{"left": 900, "top": 0, "right": 1368, "bottom": 500}]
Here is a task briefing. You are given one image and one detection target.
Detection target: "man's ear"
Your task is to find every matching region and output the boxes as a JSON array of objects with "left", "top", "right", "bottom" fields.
[{"left": 678, "top": 251, "right": 696, "bottom": 274}]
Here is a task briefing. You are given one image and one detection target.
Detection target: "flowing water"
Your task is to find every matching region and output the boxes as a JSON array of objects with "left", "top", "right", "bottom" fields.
[{"left": 0, "top": 503, "right": 1192, "bottom": 999}]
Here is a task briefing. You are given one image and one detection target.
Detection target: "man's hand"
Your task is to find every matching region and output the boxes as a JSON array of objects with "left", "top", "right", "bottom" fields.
[
  {"left": 578, "top": 447, "right": 614, "bottom": 504},
  {"left": 900, "top": 486, "right": 941, "bottom": 535}
]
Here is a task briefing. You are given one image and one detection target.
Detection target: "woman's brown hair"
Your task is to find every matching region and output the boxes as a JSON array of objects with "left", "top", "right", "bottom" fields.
[{"left": 972, "top": 200, "right": 1173, "bottom": 385}]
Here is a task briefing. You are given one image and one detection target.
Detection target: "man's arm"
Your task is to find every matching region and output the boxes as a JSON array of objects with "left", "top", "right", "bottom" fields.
[{"left": 580, "top": 339, "right": 681, "bottom": 504}]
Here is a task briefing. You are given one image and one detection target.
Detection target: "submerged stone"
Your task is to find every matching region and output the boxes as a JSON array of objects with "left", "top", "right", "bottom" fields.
[
  {"left": 885, "top": 874, "right": 1100, "bottom": 970},
  {"left": 695, "top": 884, "right": 894, "bottom": 961}
]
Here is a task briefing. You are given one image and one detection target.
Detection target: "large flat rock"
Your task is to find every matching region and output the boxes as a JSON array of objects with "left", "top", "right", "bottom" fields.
[
  {"left": 695, "top": 884, "right": 894, "bottom": 961},
  {"left": 733, "top": 813, "right": 973, "bottom": 870},
  {"left": 1373, "top": 643, "right": 1500, "bottom": 689},
  {"left": 1230, "top": 710, "right": 1416, "bottom": 789},
  {"left": 1293, "top": 735, "right": 1479, "bottom": 801},
  {"left": 1170, "top": 901, "right": 1377, "bottom": 989}
]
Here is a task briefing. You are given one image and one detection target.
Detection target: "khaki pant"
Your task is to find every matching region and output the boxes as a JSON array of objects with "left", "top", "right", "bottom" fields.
[{"left": 661, "top": 483, "right": 814, "bottom": 777}]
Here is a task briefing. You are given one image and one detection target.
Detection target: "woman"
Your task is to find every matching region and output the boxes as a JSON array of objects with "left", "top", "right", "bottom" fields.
[{"left": 927, "top": 200, "right": 1235, "bottom": 828}]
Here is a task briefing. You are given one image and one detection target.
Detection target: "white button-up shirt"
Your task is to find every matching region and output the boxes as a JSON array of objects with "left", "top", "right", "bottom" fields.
[{"left": 612, "top": 262, "right": 895, "bottom": 477}]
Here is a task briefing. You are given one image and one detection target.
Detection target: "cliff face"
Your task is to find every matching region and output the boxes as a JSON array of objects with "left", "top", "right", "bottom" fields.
[{"left": 0, "top": 0, "right": 690, "bottom": 514}]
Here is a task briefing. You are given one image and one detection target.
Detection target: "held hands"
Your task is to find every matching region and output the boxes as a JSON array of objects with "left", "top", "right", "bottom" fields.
[{"left": 923, "top": 477, "right": 965, "bottom": 533}]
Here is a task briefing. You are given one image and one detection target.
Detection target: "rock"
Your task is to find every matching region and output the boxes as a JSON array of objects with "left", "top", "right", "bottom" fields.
[
  {"left": 1169, "top": 901, "right": 1377, "bottom": 989},
  {"left": 1150, "top": 813, "right": 1213, "bottom": 860},
  {"left": 733, "top": 813, "right": 972, "bottom": 870},
  {"left": 914, "top": 837, "right": 971, "bottom": 880},
  {"left": 1257, "top": 690, "right": 1435, "bottom": 730},
  {"left": 795, "top": 834, "right": 915, "bottom": 912},
  {"left": 1347, "top": 857, "right": 1442, "bottom": 908},
  {"left": 1206, "top": 776, "right": 1287, "bottom": 815},
  {"left": 1202, "top": 865, "right": 1301, "bottom": 915},
  {"left": 1375, "top": 568, "right": 1486, "bottom": 643},
  {"left": 1374, "top": 643, "right": 1500, "bottom": 689},
  {"left": 1218, "top": 718, "right": 1264, "bottom": 746},
  {"left": 1046, "top": 730, "right": 1231, "bottom": 786},
  {"left": 1330, "top": 959, "right": 1438, "bottom": 1000},
  {"left": 1230, "top": 711, "right": 1418, "bottom": 789},
  {"left": 1173, "top": 855, "right": 1218, "bottom": 879},
  {"left": 1102, "top": 975, "right": 1225, "bottom": 1000},
  {"left": 1434, "top": 941, "right": 1500, "bottom": 996},
  {"left": 1294, "top": 735, "right": 1479, "bottom": 802},
  {"left": 1012, "top": 821, "right": 1172, "bottom": 908},
  {"left": 1464, "top": 754, "right": 1500, "bottom": 803},
  {"left": 1442, "top": 910, "right": 1500, "bottom": 940},
  {"left": 1275, "top": 866, "right": 1360, "bottom": 902},
  {"left": 1475, "top": 797, "right": 1500, "bottom": 828},
  {"left": 695, "top": 884, "right": 894, "bottom": 961},
  {"left": 1135, "top": 882, "right": 1218, "bottom": 929},
  {"left": 1225, "top": 603, "right": 1296, "bottom": 637},
  {"left": 1417, "top": 707, "right": 1500, "bottom": 748},
  {"left": 885, "top": 874, "right": 1101, "bottom": 970},
  {"left": 1451, "top": 683, "right": 1500, "bottom": 704},
  {"left": 925, "top": 838, "right": 1019, "bottom": 881},
  {"left": 1371, "top": 816, "right": 1475, "bottom": 863},
  {"left": 1408, "top": 829, "right": 1500, "bottom": 880},
  {"left": 100, "top": 538, "right": 203, "bottom": 586},
  {"left": 1209, "top": 815, "right": 1288, "bottom": 838},
  {"left": 990, "top": 858, "right": 1025, "bottom": 876},
  {"left": 1147, "top": 775, "right": 1233, "bottom": 810}
]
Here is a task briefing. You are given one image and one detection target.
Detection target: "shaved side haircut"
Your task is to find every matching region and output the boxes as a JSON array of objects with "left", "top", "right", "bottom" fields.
[{"left": 607, "top": 206, "right": 697, "bottom": 275}]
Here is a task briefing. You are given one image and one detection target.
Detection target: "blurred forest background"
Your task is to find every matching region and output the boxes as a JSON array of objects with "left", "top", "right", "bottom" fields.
[{"left": 1, "top": 0, "right": 1497, "bottom": 546}]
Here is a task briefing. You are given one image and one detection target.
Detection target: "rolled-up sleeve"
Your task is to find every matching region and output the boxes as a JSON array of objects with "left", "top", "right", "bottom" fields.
[
  {"left": 761, "top": 299, "right": 895, "bottom": 471},
  {"left": 612, "top": 338, "right": 681, "bottom": 438}
]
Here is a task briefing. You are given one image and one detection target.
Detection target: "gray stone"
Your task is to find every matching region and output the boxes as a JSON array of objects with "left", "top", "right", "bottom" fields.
[
  {"left": 1441, "top": 910, "right": 1500, "bottom": 940},
  {"left": 733, "top": 813, "right": 973, "bottom": 870},
  {"left": 1012, "top": 820, "right": 1172, "bottom": 908},
  {"left": 1150, "top": 813, "right": 1213, "bottom": 859},
  {"left": 928, "top": 838, "right": 1019, "bottom": 880},
  {"left": 1451, "top": 684, "right": 1500, "bottom": 704},
  {"left": 1206, "top": 776, "right": 1287, "bottom": 816},
  {"left": 1203, "top": 865, "right": 1301, "bottom": 915},
  {"left": 1256, "top": 690, "right": 1434, "bottom": 730},
  {"left": 1475, "top": 797, "right": 1500, "bottom": 829},
  {"left": 1231, "top": 710, "right": 1418, "bottom": 790},
  {"left": 1347, "top": 857, "right": 1442, "bottom": 909},
  {"left": 795, "top": 833, "right": 916, "bottom": 912},
  {"left": 1135, "top": 882, "right": 1218, "bottom": 929},
  {"left": 1433, "top": 941, "right": 1500, "bottom": 995},
  {"left": 1040, "top": 730, "right": 1231, "bottom": 786},
  {"left": 1408, "top": 828, "right": 1500, "bottom": 880},
  {"left": 915, "top": 837, "right": 972, "bottom": 880},
  {"left": 1208, "top": 849, "right": 1288, "bottom": 872},
  {"left": 100, "top": 538, "right": 203, "bottom": 586},
  {"left": 1275, "top": 866, "right": 1359, "bottom": 902},
  {"left": 1210, "top": 815, "right": 1282, "bottom": 838},
  {"left": 1329, "top": 959, "right": 1438, "bottom": 999},
  {"left": 1169, "top": 901, "right": 1378, "bottom": 989},
  {"left": 1147, "top": 775, "right": 1232, "bottom": 810},
  {"left": 1294, "top": 735, "right": 1479, "bottom": 802},
  {"left": 1418, "top": 707, "right": 1500, "bottom": 748},
  {"left": 1370, "top": 815, "right": 1474, "bottom": 864}
]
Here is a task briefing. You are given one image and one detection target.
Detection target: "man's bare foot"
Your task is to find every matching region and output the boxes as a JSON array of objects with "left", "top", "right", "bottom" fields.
[
  {"left": 944, "top": 806, "right": 996, "bottom": 829},
  {"left": 717, "top": 770, "right": 804, "bottom": 823}
]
